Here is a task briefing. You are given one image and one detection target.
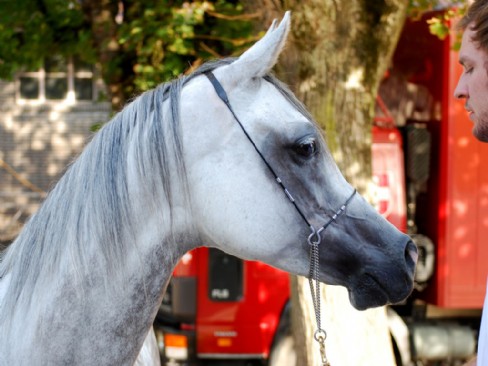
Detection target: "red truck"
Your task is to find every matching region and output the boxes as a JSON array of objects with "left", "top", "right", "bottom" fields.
[{"left": 154, "top": 12, "right": 487, "bottom": 366}]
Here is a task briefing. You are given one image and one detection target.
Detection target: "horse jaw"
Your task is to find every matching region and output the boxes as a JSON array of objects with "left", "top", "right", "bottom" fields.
[{"left": 213, "top": 12, "right": 290, "bottom": 88}]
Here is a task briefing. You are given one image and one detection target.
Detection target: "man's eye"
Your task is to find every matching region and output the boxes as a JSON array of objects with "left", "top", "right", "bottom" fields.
[{"left": 293, "top": 138, "right": 318, "bottom": 157}]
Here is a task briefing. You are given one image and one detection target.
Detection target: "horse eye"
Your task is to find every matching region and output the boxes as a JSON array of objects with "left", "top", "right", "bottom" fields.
[{"left": 293, "top": 138, "right": 318, "bottom": 157}]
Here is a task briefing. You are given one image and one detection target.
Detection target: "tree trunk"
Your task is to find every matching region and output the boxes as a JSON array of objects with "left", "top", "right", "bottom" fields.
[{"left": 245, "top": 1, "right": 409, "bottom": 364}]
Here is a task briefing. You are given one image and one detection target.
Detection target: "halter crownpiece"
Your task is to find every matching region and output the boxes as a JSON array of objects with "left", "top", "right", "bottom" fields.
[{"left": 205, "top": 71, "right": 356, "bottom": 365}]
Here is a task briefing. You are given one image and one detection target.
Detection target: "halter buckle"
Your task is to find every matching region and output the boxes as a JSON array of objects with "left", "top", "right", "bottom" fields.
[{"left": 307, "top": 226, "right": 325, "bottom": 246}]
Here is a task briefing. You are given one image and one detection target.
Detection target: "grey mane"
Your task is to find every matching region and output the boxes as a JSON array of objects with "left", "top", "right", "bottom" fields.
[{"left": 0, "top": 58, "right": 311, "bottom": 323}]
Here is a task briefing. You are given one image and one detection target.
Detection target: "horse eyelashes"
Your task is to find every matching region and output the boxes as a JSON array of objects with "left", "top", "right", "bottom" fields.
[{"left": 293, "top": 138, "right": 318, "bottom": 158}]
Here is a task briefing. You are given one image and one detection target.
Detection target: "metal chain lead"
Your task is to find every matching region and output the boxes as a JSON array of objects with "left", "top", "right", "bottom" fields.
[
  {"left": 308, "top": 229, "right": 330, "bottom": 366},
  {"left": 306, "top": 189, "right": 356, "bottom": 365}
]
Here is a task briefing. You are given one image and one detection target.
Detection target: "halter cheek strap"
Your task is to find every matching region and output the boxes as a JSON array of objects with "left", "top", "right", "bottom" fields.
[
  {"left": 204, "top": 71, "right": 315, "bottom": 227},
  {"left": 204, "top": 72, "right": 356, "bottom": 230},
  {"left": 205, "top": 71, "right": 356, "bottom": 366}
]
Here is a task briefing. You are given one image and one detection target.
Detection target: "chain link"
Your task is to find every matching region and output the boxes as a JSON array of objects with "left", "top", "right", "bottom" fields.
[{"left": 318, "top": 336, "right": 330, "bottom": 366}]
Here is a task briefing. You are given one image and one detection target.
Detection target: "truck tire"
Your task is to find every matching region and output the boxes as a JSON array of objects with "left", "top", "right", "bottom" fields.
[{"left": 268, "top": 333, "right": 296, "bottom": 366}]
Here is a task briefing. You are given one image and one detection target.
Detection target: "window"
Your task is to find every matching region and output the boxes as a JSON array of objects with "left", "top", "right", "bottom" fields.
[
  {"left": 17, "top": 56, "right": 95, "bottom": 103},
  {"left": 74, "top": 58, "right": 94, "bottom": 101},
  {"left": 45, "top": 55, "right": 68, "bottom": 100}
]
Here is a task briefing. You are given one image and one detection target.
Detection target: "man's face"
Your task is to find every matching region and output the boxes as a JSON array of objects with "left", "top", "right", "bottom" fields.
[{"left": 454, "top": 26, "right": 488, "bottom": 142}]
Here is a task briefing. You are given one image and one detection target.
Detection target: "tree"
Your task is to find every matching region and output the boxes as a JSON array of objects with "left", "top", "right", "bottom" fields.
[
  {"left": 0, "top": 0, "right": 255, "bottom": 111},
  {"left": 241, "top": 1, "right": 461, "bottom": 365}
]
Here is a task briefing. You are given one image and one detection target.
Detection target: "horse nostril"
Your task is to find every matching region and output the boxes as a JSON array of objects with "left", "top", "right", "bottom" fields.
[{"left": 405, "top": 240, "right": 418, "bottom": 269}]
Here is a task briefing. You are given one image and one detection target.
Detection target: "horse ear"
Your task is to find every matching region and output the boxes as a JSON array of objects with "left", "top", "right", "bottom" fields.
[{"left": 218, "top": 11, "right": 291, "bottom": 83}]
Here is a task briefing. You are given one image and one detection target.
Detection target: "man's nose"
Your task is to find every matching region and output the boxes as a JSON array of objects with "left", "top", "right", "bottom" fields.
[{"left": 454, "top": 78, "right": 467, "bottom": 99}]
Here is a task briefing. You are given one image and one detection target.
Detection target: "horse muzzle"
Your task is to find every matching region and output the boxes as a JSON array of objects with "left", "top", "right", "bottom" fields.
[{"left": 349, "top": 236, "right": 418, "bottom": 310}]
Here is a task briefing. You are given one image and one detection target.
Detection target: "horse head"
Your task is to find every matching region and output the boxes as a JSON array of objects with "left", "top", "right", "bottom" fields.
[{"left": 181, "top": 12, "right": 417, "bottom": 310}]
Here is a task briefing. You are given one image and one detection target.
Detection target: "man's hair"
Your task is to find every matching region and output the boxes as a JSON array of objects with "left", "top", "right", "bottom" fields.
[{"left": 458, "top": 0, "right": 488, "bottom": 54}]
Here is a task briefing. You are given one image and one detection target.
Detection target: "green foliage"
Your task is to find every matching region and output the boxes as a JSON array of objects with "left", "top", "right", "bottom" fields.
[
  {"left": 408, "top": 0, "right": 464, "bottom": 17},
  {"left": 0, "top": 0, "right": 92, "bottom": 79},
  {"left": 407, "top": 0, "right": 467, "bottom": 44},
  {"left": 0, "top": 0, "right": 254, "bottom": 104},
  {"left": 118, "top": 1, "right": 254, "bottom": 92},
  {"left": 426, "top": 9, "right": 459, "bottom": 40}
]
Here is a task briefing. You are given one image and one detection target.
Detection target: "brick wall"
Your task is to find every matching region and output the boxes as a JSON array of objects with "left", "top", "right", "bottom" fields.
[{"left": 0, "top": 79, "right": 111, "bottom": 242}]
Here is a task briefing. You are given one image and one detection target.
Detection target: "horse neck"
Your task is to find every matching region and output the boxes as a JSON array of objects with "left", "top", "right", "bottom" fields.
[
  {"left": 0, "top": 103, "right": 197, "bottom": 364},
  {"left": 2, "top": 214, "right": 189, "bottom": 364},
  {"left": 0, "top": 173, "right": 194, "bottom": 364}
]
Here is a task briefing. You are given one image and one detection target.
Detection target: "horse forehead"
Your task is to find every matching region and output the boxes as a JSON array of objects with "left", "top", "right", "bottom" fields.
[
  {"left": 238, "top": 79, "right": 292, "bottom": 109},
  {"left": 236, "top": 81, "right": 309, "bottom": 128}
]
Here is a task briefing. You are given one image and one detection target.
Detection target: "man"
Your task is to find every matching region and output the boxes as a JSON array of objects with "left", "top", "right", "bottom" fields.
[{"left": 454, "top": 1, "right": 488, "bottom": 364}]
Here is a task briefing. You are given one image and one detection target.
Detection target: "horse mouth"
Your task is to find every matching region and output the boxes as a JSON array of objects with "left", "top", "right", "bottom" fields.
[
  {"left": 348, "top": 276, "right": 388, "bottom": 310},
  {"left": 348, "top": 272, "right": 412, "bottom": 311}
]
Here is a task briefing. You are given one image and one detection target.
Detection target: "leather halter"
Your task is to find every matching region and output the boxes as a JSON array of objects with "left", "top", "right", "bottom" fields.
[{"left": 204, "top": 71, "right": 356, "bottom": 240}]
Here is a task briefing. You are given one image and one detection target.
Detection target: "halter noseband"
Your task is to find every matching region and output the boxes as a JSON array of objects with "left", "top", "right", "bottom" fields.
[{"left": 205, "top": 71, "right": 355, "bottom": 365}]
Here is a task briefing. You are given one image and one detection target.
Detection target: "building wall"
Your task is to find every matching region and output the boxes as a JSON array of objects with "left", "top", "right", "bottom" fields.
[{"left": 0, "top": 79, "right": 111, "bottom": 242}]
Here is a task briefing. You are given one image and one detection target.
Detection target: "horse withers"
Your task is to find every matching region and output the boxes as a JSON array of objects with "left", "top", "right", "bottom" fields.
[{"left": 0, "top": 12, "right": 416, "bottom": 366}]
